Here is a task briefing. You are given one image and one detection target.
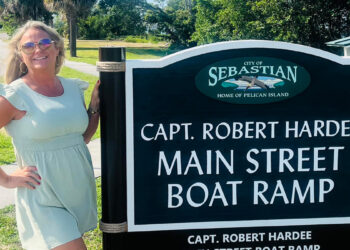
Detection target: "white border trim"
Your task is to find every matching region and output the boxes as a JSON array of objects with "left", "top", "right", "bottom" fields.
[
  {"left": 125, "top": 40, "right": 350, "bottom": 232},
  {"left": 126, "top": 40, "right": 350, "bottom": 69},
  {"left": 128, "top": 217, "right": 350, "bottom": 232}
]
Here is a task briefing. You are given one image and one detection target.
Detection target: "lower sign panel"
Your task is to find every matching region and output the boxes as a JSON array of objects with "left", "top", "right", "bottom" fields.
[{"left": 109, "top": 225, "right": 349, "bottom": 250}]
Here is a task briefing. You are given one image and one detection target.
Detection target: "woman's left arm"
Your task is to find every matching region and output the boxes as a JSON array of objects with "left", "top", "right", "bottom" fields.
[{"left": 83, "top": 80, "right": 101, "bottom": 144}]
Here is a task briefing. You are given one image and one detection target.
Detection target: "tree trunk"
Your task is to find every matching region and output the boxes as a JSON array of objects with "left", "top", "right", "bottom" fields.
[
  {"left": 70, "top": 15, "right": 77, "bottom": 57},
  {"left": 66, "top": 14, "right": 70, "bottom": 47}
]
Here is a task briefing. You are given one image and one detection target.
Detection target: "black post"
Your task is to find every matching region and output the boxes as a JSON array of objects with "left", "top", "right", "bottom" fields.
[{"left": 98, "top": 47, "right": 127, "bottom": 249}]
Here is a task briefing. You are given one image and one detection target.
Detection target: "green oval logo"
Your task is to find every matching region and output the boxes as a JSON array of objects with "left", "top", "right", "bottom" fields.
[{"left": 195, "top": 57, "right": 310, "bottom": 104}]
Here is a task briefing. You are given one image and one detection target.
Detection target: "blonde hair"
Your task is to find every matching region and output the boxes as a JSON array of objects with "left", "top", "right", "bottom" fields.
[{"left": 4, "top": 20, "right": 65, "bottom": 84}]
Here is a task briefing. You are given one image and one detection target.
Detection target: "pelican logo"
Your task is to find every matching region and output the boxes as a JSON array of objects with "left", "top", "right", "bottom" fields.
[{"left": 195, "top": 57, "right": 310, "bottom": 104}]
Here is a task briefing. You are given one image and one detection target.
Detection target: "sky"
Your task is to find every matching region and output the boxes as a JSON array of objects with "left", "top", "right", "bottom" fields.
[{"left": 146, "top": 0, "right": 168, "bottom": 6}]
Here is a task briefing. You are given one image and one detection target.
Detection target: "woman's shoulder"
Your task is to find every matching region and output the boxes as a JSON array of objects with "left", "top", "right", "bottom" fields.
[
  {"left": 0, "top": 79, "right": 26, "bottom": 109},
  {"left": 0, "top": 78, "right": 26, "bottom": 95},
  {"left": 59, "top": 77, "right": 89, "bottom": 91}
]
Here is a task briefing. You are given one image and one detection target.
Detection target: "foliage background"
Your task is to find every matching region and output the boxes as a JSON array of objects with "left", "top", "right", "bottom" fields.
[{"left": 1, "top": 0, "right": 350, "bottom": 50}]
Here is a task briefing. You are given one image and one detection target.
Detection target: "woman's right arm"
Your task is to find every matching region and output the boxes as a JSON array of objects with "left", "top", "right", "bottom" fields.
[
  {"left": 0, "top": 96, "right": 17, "bottom": 128},
  {"left": 0, "top": 96, "right": 41, "bottom": 189}
]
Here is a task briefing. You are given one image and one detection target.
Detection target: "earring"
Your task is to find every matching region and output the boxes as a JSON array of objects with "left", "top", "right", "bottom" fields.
[{"left": 20, "top": 62, "right": 27, "bottom": 74}]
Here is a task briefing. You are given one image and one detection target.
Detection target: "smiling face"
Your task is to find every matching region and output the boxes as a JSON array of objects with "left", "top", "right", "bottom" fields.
[{"left": 19, "top": 28, "right": 59, "bottom": 75}]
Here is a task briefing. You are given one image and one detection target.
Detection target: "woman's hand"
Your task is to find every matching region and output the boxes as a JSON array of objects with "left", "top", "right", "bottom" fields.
[
  {"left": 4, "top": 166, "right": 41, "bottom": 190},
  {"left": 88, "top": 80, "right": 100, "bottom": 114}
]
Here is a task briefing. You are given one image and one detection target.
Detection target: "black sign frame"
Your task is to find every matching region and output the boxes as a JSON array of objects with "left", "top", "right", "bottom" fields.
[{"left": 123, "top": 40, "right": 350, "bottom": 249}]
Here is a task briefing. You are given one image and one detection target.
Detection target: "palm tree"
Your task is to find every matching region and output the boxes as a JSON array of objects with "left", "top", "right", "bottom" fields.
[
  {"left": 45, "top": 0, "right": 96, "bottom": 57},
  {"left": 2, "top": 0, "right": 52, "bottom": 24}
]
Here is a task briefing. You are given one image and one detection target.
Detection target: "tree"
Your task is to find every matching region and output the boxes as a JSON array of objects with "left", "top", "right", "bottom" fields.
[
  {"left": 46, "top": 0, "right": 96, "bottom": 57},
  {"left": 191, "top": 0, "right": 226, "bottom": 44},
  {"left": 0, "top": 0, "right": 4, "bottom": 11},
  {"left": 79, "top": 0, "right": 146, "bottom": 39},
  {"left": 192, "top": 0, "right": 350, "bottom": 49},
  {"left": 0, "top": 0, "right": 52, "bottom": 34},
  {"left": 281, "top": 0, "right": 350, "bottom": 49},
  {"left": 98, "top": 0, "right": 146, "bottom": 9},
  {"left": 145, "top": 0, "right": 196, "bottom": 48},
  {"left": 2, "top": 0, "right": 52, "bottom": 23}
]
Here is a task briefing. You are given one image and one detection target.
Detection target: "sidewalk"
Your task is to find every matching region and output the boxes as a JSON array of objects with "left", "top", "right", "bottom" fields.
[
  {"left": 64, "top": 60, "right": 99, "bottom": 77},
  {"left": 0, "top": 39, "right": 9, "bottom": 77}
]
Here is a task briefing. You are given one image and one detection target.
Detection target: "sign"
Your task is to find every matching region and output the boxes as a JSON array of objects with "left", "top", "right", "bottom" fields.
[
  {"left": 195, "top": 57, "right": 310, "bottom": 104},
  {"left": 125, "top": 41, "right": 350, "bottom": 249}
]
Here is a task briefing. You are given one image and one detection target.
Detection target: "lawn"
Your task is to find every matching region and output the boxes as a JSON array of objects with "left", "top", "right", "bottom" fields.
[
  {"left": 65, "top": 39, "right": 176, "bottom": 64},
  {"left": 0, "top": 204, "right": 21, "bottom": 250},
  {"left": 0, "top": 129, "right": 16, "bottom": 165}
]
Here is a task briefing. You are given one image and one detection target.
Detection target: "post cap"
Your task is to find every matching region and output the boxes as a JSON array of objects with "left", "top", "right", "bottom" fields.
[{"left": 99, "top": 47, "right": 126, "bottom": 62}]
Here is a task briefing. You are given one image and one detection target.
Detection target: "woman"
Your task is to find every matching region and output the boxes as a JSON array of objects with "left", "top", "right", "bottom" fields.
[{"left": 0, "top": 21, "right": 100, "bottom": 250}]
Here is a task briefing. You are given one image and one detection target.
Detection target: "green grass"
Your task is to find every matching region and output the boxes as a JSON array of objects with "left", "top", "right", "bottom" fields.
[
  {"left": 65, "top": 39, "right": 176, "bottom": 65},
  {"left": 127, "top": 48, "right": 174, "bottom": 59},
  {"left": 66, "top": 48, "right": 98, "bottom": 65},
  {"left": 66, "top": 47, "right": 174, "bottom": 64},
  {"left": 0, "top": 74, "right": 14, "bottom": 165},
  {"left": 122, "top": 35, "right": 163, "bottom": 44},
  {"left": 0, "top": 130, "right": 16, "bottom": 165},
  {"left": 0, "top": 205, "right": 22, "bottom": 250},
  {"left": 0, "top": 177, "right": 102, "bottom": 250},
  {"left": 83, "top": 177, "right": 102, "bottom": 249},
  {"left": 124, "top": 35, "right": 154, "bottom": 43}
]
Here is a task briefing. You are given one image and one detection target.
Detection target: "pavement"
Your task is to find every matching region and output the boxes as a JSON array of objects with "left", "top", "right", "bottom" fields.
[
  {"left": 0, "top": 34, "right": 102, "bottom": 209},
  {"left": 0, "top": 39, "right": 9, "bottom": 77},
  {"left": 64, "top": 60, "right": 99, "bottom": 76}
]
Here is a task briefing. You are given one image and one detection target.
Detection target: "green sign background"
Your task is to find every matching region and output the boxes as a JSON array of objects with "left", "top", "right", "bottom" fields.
[{"left": 195, "top": 57, "right": 311, "bottom": 104}]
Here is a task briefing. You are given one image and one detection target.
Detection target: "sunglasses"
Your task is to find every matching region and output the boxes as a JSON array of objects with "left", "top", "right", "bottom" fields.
[{"left": 21, "top": 38, "right": 55, "bottom": 54}]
